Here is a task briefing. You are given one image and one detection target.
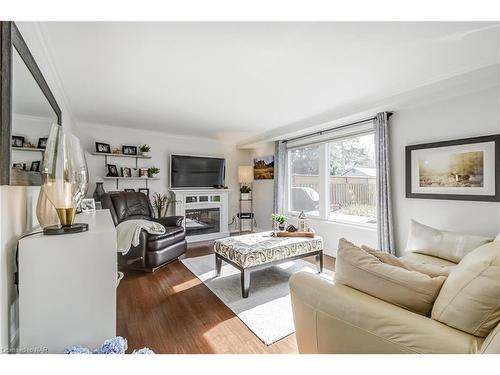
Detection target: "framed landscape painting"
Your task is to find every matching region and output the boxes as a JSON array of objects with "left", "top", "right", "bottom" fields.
[
  {"left": 406, "top": 134, "right": 500, "bottom": 202},
  {"left": 253, "top": 155, "right": 274, "bottom": 180}
]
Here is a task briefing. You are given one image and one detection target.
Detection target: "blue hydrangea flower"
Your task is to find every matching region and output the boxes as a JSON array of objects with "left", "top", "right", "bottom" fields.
[
  {"left": 63, "top": 345, "right": 92, "bottom": 354},
  {"left": 94, "top": 336, "right": 128, "bottom": 354},
  {"left": 132, "top": 347, "right": 155, "bottom": 354}
]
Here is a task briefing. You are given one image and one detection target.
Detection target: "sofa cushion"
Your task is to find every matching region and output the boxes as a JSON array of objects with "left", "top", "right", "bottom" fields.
[
  {"left": 335, "top": 238, "right": 447, "bottom": 315},
  {"left": 406, "top": 219, "right": 492, "bottom": 263},
  {"left": 361, "top": 245, "right": 450, "bottom": 277},
  {"left": 432, "top": 241, "right": 500, "bottom": 337},
  {"left": 401, "top": 252, "right": 457, "bottom": 267}
]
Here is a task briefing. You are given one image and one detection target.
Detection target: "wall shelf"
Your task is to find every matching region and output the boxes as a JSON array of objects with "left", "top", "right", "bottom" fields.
[
  {"left": 12, "top": 147, "right": 46, "bottom": 153},
  {"left": 102, "top": 176, "right": 159, "bottom": 189},
  {"left": 91, "top": 152, "right": 151, "bottom": 159},
  {"left": 91, "top": 151, "right": 151, "bottom": 169},
  {"left": 102, "top": 176, "right": 160, "bottom": 190}
]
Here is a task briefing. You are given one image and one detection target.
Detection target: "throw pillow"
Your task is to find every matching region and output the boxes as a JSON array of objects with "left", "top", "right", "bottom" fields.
[
  {"left": 361, "top": 245, "right": 450, "bottom": 277},
  {"left": 406, "top": 219, "right": 492, "bottom": 263},
  {"left": 335, "top": 238, "right": 447, "bottom": 315},
  {"left": 432, "top": 241, "right": 500, "bottom": 337}
]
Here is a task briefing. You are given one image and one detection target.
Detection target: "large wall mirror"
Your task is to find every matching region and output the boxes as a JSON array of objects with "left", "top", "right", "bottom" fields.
[{"left": 0, "top": 22, "right": 62, "bottom": 186}]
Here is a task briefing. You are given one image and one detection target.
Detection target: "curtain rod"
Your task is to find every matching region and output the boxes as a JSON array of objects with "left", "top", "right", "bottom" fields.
[{"left": 282, "top": 112, "right": 393, "bottom": 143}]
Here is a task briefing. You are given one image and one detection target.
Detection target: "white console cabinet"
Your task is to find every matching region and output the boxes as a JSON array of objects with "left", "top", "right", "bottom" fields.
[
  {"left": 18, "top": 210, "right": 117, "bottom": 354},
  {"left": 170, "top": 189, "right": 230, "bottom": 243}
]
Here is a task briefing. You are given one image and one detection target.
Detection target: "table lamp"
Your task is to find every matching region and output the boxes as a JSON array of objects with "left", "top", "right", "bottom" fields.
[{"left": 38, "top": 124, "right": 89, "bottom": 235}]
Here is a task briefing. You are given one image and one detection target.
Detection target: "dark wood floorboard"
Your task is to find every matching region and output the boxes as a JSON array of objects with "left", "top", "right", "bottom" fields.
[{"left": 117, "top": 240, "right": 335, "bottom": 354}]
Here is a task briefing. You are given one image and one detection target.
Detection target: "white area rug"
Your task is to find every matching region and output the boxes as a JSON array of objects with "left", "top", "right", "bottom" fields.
[{"left": 181, "top": 254, "right": 333, "bottom": 345}]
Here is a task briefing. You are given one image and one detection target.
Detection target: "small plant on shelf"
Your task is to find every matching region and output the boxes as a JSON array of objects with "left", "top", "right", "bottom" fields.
[
  {"left": 240, "top": 185, "right": 252, "bottom": 200},
  {"left": 139, "top": 144, "right": 151, "bottom": 156},
  {"left": 148, "top": 166, "right": 160, "bottom": 178},
  {"left": 272, "top": 213, "right": 288, "bottom": 231}
]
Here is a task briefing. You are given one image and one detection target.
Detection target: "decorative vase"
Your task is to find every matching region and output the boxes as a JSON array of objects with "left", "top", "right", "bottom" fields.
[
  {"left": 141, "top": 151, "right": 150, "bottom": 157},
  {"left": 93, "top": 181, "right": 106, "bottom": 202}
]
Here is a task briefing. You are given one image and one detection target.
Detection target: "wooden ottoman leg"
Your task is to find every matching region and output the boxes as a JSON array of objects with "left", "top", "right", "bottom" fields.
[
  {"left": 241, "top": 268, "right": 250, "bottom": 298},
  {"left": 215, "top": 254, "right": 222, "bottom": 276}
]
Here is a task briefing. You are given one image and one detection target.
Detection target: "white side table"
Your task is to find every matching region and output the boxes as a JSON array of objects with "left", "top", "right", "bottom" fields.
[{"left": 18, "top": 209, "right": 117, "bottom": 353}]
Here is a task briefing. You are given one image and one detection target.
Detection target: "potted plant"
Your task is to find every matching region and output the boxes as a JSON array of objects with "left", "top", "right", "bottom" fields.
[
  {"left": 240, "top": 185, "right": 251, "bottom": 200},
  {"left": 272, "top": 213, "right": 287, "bottom": 231},
  {"left": 139, "top": 144, "right": 151, "bottom": 157},
  {"left": 148, "top": 166, "right": 160, "bottom": 178},
  {"left": 151, "top": 192, "right": 176, "bottom": 218}
]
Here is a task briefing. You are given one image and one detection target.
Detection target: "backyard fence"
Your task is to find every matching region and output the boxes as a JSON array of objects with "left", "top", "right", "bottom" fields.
[{"left": 291, "top": 174, "right": 376, "bottom": 207}]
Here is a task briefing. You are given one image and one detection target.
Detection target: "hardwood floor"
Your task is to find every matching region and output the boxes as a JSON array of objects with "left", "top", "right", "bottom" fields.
[{"left": 116, "top": 241, "right": 335, "bottom": 354}]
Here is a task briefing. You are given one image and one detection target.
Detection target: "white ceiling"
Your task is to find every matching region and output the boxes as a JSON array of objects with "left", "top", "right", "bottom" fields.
[{"left": 38, "top": 22, "right": 500, "bottom": 142}]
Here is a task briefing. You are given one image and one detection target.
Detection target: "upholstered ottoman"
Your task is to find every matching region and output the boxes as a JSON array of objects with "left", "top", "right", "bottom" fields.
[{"left": 214, "top": 231, "right": 323, "bottom": 298}]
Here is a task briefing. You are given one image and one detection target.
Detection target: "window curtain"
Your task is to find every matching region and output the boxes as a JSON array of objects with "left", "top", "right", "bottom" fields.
[
  {"left": 273, "top": 140, "right": 287, "bottom": 214},
  {"left": 374, "top": 112, "right": 395, "bottom": 254}
]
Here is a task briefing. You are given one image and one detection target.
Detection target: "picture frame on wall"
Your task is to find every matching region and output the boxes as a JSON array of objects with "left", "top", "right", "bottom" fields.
[
  {"left": 37, "top": 137, "right": 48, "bottom": 149},
  {"left": 107, "top": 164, "right": 119, "bottom": 177},
  {"left": 253, "top": 155, "right": 274, "bottom": 180},
  {"left": 406, "top": 134, "right": 500, "bottom": 202},
  {"left": 138, "top": 188, "right": 149, "bottom": 197},
  {"left": 30, "top": 161, "right": 40, "bottom": 172},
  {"left": 121, "top": 167, "right": 132, "bottom": 177},
  {"left": 96, "top": 142, "right": 111, "bottom": 154},
  {"left": 122, "top": 145, "right": 137, "bottom": 155},
  {"left": 12, "top": 136, "right": 25, "bottom": 148}
]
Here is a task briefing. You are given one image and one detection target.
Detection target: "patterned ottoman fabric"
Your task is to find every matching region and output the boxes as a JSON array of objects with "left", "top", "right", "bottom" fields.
[{"left": 214, "top": 231, "right": 323, "bottom": 268}]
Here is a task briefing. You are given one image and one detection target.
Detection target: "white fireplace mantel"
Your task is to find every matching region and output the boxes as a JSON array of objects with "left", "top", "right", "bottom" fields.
[{"left": 170, "top": 189, "right": 231, "bottom": 243}]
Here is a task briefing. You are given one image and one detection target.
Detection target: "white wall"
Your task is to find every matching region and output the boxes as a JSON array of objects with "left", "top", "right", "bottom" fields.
[
  {"left": 0, "top": 22, "right": 76, "bottom": 351},
  {"left": 73, "top": 122, "right": 251, "bottom": 230},
  {"left": 250, "top": 142, "right": 275, "bottom": 231},
  {"left": 246, "top": 86, "right": 500, "bottom": 257},
  {"left": 391, "top": 86, "right": 500, "bottom": 253}
]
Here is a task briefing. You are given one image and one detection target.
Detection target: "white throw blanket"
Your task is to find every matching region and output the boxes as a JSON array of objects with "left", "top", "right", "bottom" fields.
[{"left": 116, "top": 219, "right": 166, "bottom": 255}]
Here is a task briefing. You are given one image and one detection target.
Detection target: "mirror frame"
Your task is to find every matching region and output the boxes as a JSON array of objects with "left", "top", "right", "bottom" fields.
[{"left": 0, "top": 21, "right": 62, "bottom": 185}]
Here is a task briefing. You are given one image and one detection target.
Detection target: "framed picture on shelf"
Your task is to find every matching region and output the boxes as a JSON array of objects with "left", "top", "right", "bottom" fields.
[
  {"left": 139, "top": 168, "right": 148, "bottom": 178},
  {"left": 37, "top": 137, "right": 48, "bottom": 149},
  {"left": 107, "top": 164, "right": 119, "bottom": 177},
  {"left": 121, "top": 167, "right": 132, "bottom": 177},
  {"left": 30, "top": 161, "right": 40, "bottom": 172},
  {"left": 406, "top": 134, "right": 500, "bottom": 202},
  {"left": 80, "top": 198, "right": 96, "bottom": 212},
  {"left": 12, "top": 136, "right": 25, "bottom": 148},
  {"left": 124, "top": 188, "right": 136, "bottom": 192},
  {"left": 138, "top": 188, "right": 149, "bottom": 197},
  {"left": 122, "top": 145, "right": 137, "bottom": 155},
  {"left": 96, "top": 142, "right": 111, "bottom": 154},
  {"left": 12, "top": 162, "right": 26, "bottom": 170}
]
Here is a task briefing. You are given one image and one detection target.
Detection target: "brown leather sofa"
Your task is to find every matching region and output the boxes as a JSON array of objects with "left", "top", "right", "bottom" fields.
[{"left": 101, "top": 192, "right": 187, "bottom": 272}]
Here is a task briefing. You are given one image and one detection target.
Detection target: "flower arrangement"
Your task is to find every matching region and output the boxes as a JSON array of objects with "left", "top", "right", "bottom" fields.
[{"left": 63, "top": 336, "right": 154, "bottom": 354}]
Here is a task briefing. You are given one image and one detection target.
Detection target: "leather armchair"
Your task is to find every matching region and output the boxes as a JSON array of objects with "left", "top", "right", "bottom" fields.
[{"left": 101, "top": 192, "right": 187, "bottom": 272}]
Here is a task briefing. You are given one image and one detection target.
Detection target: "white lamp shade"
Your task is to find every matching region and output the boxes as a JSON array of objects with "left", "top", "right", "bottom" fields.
[{"left": 238, "top": 166, "right": 254, "bottom": 183}]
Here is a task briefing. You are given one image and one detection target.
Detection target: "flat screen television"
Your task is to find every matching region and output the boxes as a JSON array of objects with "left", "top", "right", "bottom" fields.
[{"left": 170, "top": 154, "right": 226, "bottom": 189}]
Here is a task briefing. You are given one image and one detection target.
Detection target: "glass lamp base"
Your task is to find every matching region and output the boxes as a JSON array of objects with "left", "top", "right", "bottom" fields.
[{"left": 43, "top": 223, "right": 89, "bottom": 235}]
